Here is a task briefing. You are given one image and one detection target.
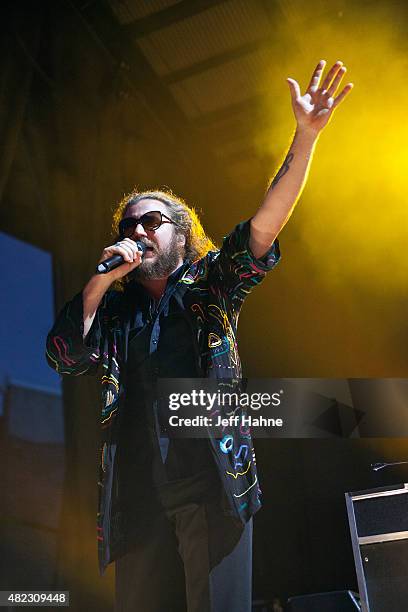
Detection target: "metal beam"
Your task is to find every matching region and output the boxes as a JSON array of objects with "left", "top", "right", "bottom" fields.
[
  {"left": 68, "top": 0, "right": 239, "bottom": 188},
  {"left": 121, "top": 0, "right": 228, "bottom": 39},
  {"left": 162, "top": 38, "right": 271, "bottom": 85}
]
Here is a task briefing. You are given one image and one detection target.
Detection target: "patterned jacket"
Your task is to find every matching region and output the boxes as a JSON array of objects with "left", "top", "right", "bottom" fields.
[{"left": 46, "top": 219, "right": 280, "bottom": 575}]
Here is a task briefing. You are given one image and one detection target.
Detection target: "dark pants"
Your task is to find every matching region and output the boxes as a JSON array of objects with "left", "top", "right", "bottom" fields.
[{"left": 115, "top": 499, "right": 253, "bottom": 612}]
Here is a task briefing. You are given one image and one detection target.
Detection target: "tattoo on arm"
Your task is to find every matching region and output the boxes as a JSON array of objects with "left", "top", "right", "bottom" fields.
[{"left": 268, "top": 152, "right": 294, "bottom": 190}]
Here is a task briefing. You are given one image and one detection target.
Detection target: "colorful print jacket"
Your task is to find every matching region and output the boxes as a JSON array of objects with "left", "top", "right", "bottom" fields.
[{"left": 46, "top": 219, "right": 281, "bottom": 575}]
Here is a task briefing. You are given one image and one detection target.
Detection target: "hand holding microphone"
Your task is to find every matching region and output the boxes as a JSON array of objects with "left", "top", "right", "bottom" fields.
[{"left": 96, "top": 238, "right": 146, "bottom": 278}]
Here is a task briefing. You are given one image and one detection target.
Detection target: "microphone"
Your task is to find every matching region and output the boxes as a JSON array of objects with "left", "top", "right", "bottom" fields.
[
  {"left": 371, "top": 460, "right": 408, "bottom": 472},
  {"left": 96, "top": 240, "right": 146, "bottom": 274}
]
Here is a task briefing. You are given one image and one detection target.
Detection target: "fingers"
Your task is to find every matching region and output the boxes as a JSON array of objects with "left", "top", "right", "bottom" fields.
[
  {"left": 306, "top": 59, "right": 326, "bottom": 92},
  {"left": 326, "top": 65, "right": 347, "bottom": 97},
  {"left": 104, "top": 238, "right": 141, "bottom": 263},
  {"left": 321, "top": 60, "right": 344, "bottom": 91},
  {"left": 115, "top": 239, "right": 138, "bottom": 262},
  {"left": 287, "top": 77, "right": 301, "bottom": 100},
  {"left": 332, "top": 82, "right": 354, "bottom": 108}
]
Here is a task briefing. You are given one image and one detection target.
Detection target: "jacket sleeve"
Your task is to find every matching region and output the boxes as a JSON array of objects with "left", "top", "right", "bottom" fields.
[
  {"left": 45, "top": 290, "right": 111, "bottom": 376},
  {"left": 208, "top": 218, "right": 281, "bottom": 304}
]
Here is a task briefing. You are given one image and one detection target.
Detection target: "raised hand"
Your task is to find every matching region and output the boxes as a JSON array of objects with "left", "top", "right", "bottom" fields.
[{"left": 287, "top": 60, "right": 353, "bottom": 134}]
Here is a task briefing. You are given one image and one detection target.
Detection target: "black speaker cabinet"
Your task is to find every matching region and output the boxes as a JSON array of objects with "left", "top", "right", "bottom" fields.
[
  {"left": 345, "top": 483, "right": 408, "bottom": 611},
  {"left": 287, "top": 590, "right": 360, "bottom": 611}
]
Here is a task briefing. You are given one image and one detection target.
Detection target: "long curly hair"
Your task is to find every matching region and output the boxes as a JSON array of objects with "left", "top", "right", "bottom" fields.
[{"left": 112, "top": 188, "right": 218, "bottom": 262}]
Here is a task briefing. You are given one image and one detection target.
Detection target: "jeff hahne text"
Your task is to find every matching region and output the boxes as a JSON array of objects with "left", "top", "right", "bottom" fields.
[{"left": 167, "top": 389, "right": 284, "bottom": 429}]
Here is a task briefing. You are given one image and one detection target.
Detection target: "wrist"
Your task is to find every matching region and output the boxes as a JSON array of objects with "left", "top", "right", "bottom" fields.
[{"left": 295, "top": 124, "right": 321, "bottom": 143}]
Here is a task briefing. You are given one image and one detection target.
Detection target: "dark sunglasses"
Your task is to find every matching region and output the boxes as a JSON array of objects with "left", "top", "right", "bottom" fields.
[{"left": 118, "top": 210, "right": 179, "bottom": 237}]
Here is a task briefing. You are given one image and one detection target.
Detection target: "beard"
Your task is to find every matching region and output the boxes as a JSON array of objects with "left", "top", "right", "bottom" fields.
[{"left": 127, "top": 232, "right": 184, "bottom": 282}]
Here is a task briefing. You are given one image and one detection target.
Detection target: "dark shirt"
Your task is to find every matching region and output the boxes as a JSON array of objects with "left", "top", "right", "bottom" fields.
[{"left": 119, "top": 266, "right": 220, "bottom": 515}]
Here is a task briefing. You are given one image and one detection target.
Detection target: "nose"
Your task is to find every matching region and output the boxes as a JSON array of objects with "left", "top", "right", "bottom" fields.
[{"left": 132, "top": 221, "right": 147, "bottom": 239}]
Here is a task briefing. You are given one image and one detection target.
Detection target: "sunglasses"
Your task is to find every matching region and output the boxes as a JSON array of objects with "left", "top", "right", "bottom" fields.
[{"left": 118, "top": 210, "right": 179, "bottom": 238}]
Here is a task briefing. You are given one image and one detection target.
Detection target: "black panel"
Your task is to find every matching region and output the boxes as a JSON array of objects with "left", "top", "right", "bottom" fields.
[
  {"left": 354, "top": 492, "right": 408, "bottom": 537},
  {"left": 360, "top": 540, "right": 408, "bottom": 611}
]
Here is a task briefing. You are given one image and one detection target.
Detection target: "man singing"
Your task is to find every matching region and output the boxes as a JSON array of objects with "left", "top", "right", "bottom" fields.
[{"left": 46, "top": 61, "right": 352, "bottom": 611}]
